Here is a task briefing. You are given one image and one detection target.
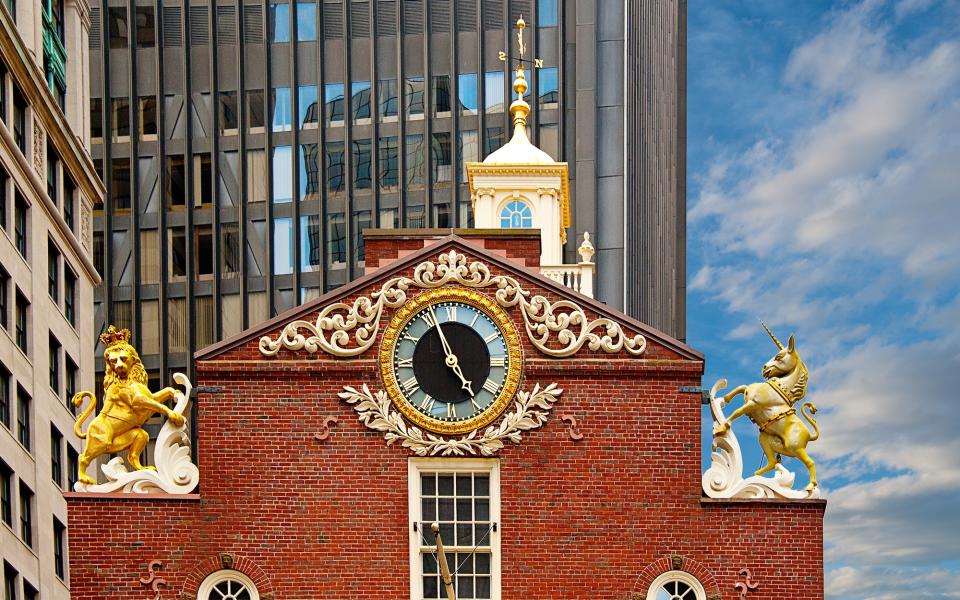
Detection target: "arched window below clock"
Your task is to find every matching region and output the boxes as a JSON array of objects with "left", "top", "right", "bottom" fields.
[
  {"left": 646, "top": 570, "right": 706, "bottom": 600},
  {"left": 197, "top": 570, "right": 260, "bottom": 600},
  {"left": 499, "top": 200, "right": 533, "bottom": 229}
]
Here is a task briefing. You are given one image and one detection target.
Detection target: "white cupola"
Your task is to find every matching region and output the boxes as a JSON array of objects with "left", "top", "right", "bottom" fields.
[{"left": 465, "top": 17, "right": 571, "bottom": 266}]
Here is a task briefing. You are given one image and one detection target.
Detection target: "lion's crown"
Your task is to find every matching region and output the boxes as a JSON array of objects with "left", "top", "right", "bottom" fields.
[{"left": 100, "top": 325, "right": 132, "bottom": 350}]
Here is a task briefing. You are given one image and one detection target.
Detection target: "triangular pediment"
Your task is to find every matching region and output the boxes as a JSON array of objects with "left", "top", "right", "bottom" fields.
[{"left": 196, "top": 235, "right": 702, "bottom": 363}]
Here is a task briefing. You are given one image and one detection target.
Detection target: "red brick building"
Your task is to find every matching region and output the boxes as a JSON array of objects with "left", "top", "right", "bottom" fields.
[{"left": 65, "top": 231, "right": 824, "bottom": 600}]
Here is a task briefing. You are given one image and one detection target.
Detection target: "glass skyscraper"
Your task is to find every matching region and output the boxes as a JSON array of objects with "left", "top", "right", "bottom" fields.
[{"left": 88, "top": 0, "right": 685, "bottom": 385}]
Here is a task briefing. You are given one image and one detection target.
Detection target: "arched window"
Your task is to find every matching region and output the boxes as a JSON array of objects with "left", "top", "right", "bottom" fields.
[
  {"left": 197, "top": 570, "right": 260, "bottom": 600},
  {"left": 646, "top": 571, "right": 706, "bottom": 600},
  {"left": 499, "top": 200, "right": 533, "bottom": 228}
]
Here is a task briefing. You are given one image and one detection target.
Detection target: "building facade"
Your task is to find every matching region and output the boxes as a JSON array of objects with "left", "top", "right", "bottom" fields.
[
  {"left": 0, "top": 0, "right": 103, "bottom": 598},
  {"left": 88, "top": 0, "right": 686, "bottom": 388},
  {"left": 65, "top": 231, "right": 824, "bottom": 600}
]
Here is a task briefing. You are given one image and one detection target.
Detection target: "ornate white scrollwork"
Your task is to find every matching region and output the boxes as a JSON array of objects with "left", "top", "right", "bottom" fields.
[
  {"left": 337, "top": 382, "right": 562, "bottom": 456},
  {"left": 260, "top": 250, "right": 646, "bottom": 358},
  {"left": 703, "top": 379, "right": 820, "bottom": 500},
  {"left": 74, "top": 374, "right": 200, "bottom": 494}
]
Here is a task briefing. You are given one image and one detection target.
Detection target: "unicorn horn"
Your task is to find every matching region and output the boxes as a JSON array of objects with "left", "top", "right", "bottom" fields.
[{"left": 759, "top": 320, "right": 784, "bottom": 350}]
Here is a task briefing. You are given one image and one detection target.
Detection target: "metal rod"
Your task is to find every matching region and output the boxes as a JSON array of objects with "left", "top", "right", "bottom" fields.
[{"left": 432, "top": 522, "right": 457, "bottom": 600}]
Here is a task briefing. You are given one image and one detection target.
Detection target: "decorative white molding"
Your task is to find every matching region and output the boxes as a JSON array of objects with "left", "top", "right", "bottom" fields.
[
  {"left": 260, "top": 250, "right": 646, "bottom": 358},
  {"left": 338, "top": 382, "right": 562, "bottom": 456},
  {"left": 702, "top": 379, "right": 820, "bottom": 500},
  {"left": 74, "top": 374, "right": 200, "bottom": 494}
]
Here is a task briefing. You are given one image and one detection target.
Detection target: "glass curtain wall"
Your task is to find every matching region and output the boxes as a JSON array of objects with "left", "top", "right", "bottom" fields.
[{"left": 90, "top": 0, "right": 565, "bottom": 383}]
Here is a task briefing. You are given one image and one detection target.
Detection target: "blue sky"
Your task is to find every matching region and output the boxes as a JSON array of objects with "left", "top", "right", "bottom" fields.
[{"left": 687, "top": 1, "right": 960, "bottom": 598}]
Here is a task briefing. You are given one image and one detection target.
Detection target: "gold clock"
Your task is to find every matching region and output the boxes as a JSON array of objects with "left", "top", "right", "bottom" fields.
[{"left": 379, "top": 287, "right": 522, "bottom": 435}]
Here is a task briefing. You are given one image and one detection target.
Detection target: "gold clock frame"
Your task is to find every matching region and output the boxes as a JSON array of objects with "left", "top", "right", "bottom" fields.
[{"left": 379, "top": 287, "right": 523, "bottom": 435}]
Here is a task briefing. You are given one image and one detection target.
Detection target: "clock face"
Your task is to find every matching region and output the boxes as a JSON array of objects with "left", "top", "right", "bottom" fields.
[{"left": 380, "top": 288, "right": 522, "bottom": 435}]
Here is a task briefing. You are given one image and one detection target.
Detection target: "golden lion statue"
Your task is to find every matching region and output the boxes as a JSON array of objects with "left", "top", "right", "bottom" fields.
[
  {"left": 72, "top": 326, "right": 185, "bottom": 485},
  {"left": 714, "top": 323, "right": 820, "bottom": 490}
]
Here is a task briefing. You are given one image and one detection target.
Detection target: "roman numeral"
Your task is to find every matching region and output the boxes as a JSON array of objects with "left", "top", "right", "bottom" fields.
[
  {"left": 489, "top": 357, "right": 505, "bottom": 367},
  {"left": 445, "top": 305, "right": 457, "bottom": 322},
  {"left": 446, "top": 403, "right": 456, "bottom": 418},
  {"left": 403, "top": 334, "right": 420, "bottom": 343},
  {"left": 421, "top": 312, "right": 437, "bottom": 328},
  {"left": 419, "top": 395, "right": 435, "bottom": 412},
  {"left": 396, "top": 358, "right": 413, "bottom": 368},
  {"left": 401, "top": 377, "right": 419, "bottom": 395},
  {"left": 484, "top": 332, "right": 499, "bottom": 343},
  {"left": 470, "top": 312, "right": 480, "bottom": 327},
  {"left": 471, "top": 397, "right": 483, "bottom": 412},
  {"left": 482, "top": 379, "right": 500, "bottom": 395}
]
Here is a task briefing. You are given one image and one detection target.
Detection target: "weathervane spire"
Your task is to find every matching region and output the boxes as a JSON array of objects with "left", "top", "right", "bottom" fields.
[{"left": 496, "top": 15, "right": 543, "bottom": 146}]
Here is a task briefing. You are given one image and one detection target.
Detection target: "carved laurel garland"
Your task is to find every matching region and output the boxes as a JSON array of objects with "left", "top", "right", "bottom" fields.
[
  {"left": 259, "top": 250, "right": 646, "bottom": 358},
  {"left": 338, "top": 383, "right": 562, "bottom": 456}
]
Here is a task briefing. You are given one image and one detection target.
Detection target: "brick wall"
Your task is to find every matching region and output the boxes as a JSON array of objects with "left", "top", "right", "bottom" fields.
[{"left": 66, "top": 237, "right": 824, "bottom": 599}]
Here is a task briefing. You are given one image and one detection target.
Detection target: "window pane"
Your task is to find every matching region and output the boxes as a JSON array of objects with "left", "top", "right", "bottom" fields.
[
  {"left": 299, "top": 143, "right": 320, "bottom": 200},
  {"left": 273, "top": 218, "right": 293, "bottom": 275},
  {"left": 135, "top": 6, "right": 155, "bottom": 47},
  {"left": 458, "top": 73, "right": 478, "bottom": 115},
  {"left": 379, "top": 79, "right": 398, "bottom": 120},
  {"left": 271, "top": 87, "right": 292, "bottom": 131},
  {"left": 405, "top": 77, "right": 425, "bottom": 116},
  {"left": 325, "top": 83, "right": 345, "bottom": 125},
  {"left": 352, "top": 139, "right": 372, "bottom": 190},
  {"left": 140, "top": 96, "right": 158, "bottom": 136},
  {"left": 432, "top": 75, "right": 451, "bottom": 115},
  {"left": 431, "top": 133, "right": 452, "bottom": 183},
  {"left": 484, "top": 71, "right": 504, "bottom": 113},
  {"left": 222, "top": 224, "right": 240, "bottom": 276},
  {"left": 484, "top": 127, "right": 504, "bottom": 158},
  {"left": 298, "top": 85, "right": 319, "bottom": 127},
  {"left": 219, "top": 91, "right": 239, "bottom": 131},
  {"left": 247, "top": 89, "right": 265, "bottom": 130},
  {"left": 299, "top": 215, "right": 321, "bottom": 272},
  {"left": 327, "top": 212, "right": 345, "bottom": 264},
  {"left": 272, "top": 145, "right": 293, "bottom": 203},
  {"left": 379, "top": 136, "right": 398, "bottom": 190},
  {"left": 296, "top": 2, "right": 316, "bottom": 41},
  {"left": 538, "top": 0, "right": 558, "bottom": 26},
  {"left": 539, "top": 67, "right": 559, "bottom": 109},
  {"left": 111, "top": 97, "right": 130, "bottom": 139},
  {"left": 352, "top": 81, "right": 372, "bottom": 122},
  {"left": 270, "top": 2, "right": 289, "bottom": 42},
  {"left": 108, "top": 7, "right": 129, "bottom": 48},
  {"left": 458, "top": 130, "right": 478, "bottom": 180},
  {"left": 325, "top": 142, "right": 345, "bottom": 192},
  {"left": 405, "top": 134, "right": 424, "bottom": 186}
]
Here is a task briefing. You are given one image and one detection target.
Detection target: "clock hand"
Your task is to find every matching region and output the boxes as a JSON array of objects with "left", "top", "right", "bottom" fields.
[{"left": 429, "top": 306, "right": 475, "bottom": 396}]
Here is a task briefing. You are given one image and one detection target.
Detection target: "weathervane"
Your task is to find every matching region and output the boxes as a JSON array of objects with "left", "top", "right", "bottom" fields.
[{"left": 498, "top": 16, "right": 543, "bottom": 102}]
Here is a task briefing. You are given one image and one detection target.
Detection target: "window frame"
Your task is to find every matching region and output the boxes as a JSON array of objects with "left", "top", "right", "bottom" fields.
[
  {"left": 18, "top": 481, "right": 33, "bottom": 547},
  {"left": 16, "top": 385, "right": 30, "bottom": 451},
  {"left": 50, "top": 425, "right": 63, "bottom": 485},
  {"left": 53, "top": 517, "right": 66, "bottom": 580},
  {"left": 408, "top": 458, "right": 501, "bottom": 600},
  {"left": 14, "top": 192, "right": 27, "bottom": 258},
  {"left": 645, "top": 571, "right": 707, "bottom": 600},
  {"left": 196, "top": 570, "right": 260, "bottom": 600}
]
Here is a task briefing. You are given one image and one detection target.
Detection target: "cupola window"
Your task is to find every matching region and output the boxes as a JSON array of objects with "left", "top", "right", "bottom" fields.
[{"left": 499, "top": 201, "right": 532, "bottom": 229}]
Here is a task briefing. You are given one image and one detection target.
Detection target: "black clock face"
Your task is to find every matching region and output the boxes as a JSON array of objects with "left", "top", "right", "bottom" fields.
[{"left": 392, "top": 301, "right": 510, "bottom": 423}]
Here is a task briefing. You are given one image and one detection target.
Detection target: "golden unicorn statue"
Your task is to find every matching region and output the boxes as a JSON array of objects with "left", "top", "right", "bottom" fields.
[
  {"left": 72, "top": 326, "right": 185, "bottom": 485},
  {"left": 714, "top": 323, "right": 820, "bottom": 490}
]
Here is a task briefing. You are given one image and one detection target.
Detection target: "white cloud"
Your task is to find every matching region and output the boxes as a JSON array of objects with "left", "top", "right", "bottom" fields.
[
  {"left": 689, "top": 1, "right": 960, "bottom": 598},
  {"left": 826, "top": 565, "right": 960, "bottom": 600}
]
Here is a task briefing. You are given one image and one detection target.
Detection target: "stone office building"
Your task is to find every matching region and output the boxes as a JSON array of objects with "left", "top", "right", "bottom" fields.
[
  {"left": 87, "top": 0, "right": 686, "bottom": 389},
  {"left": 0, "top": 0, "right": 104, "bottom": 598}
]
